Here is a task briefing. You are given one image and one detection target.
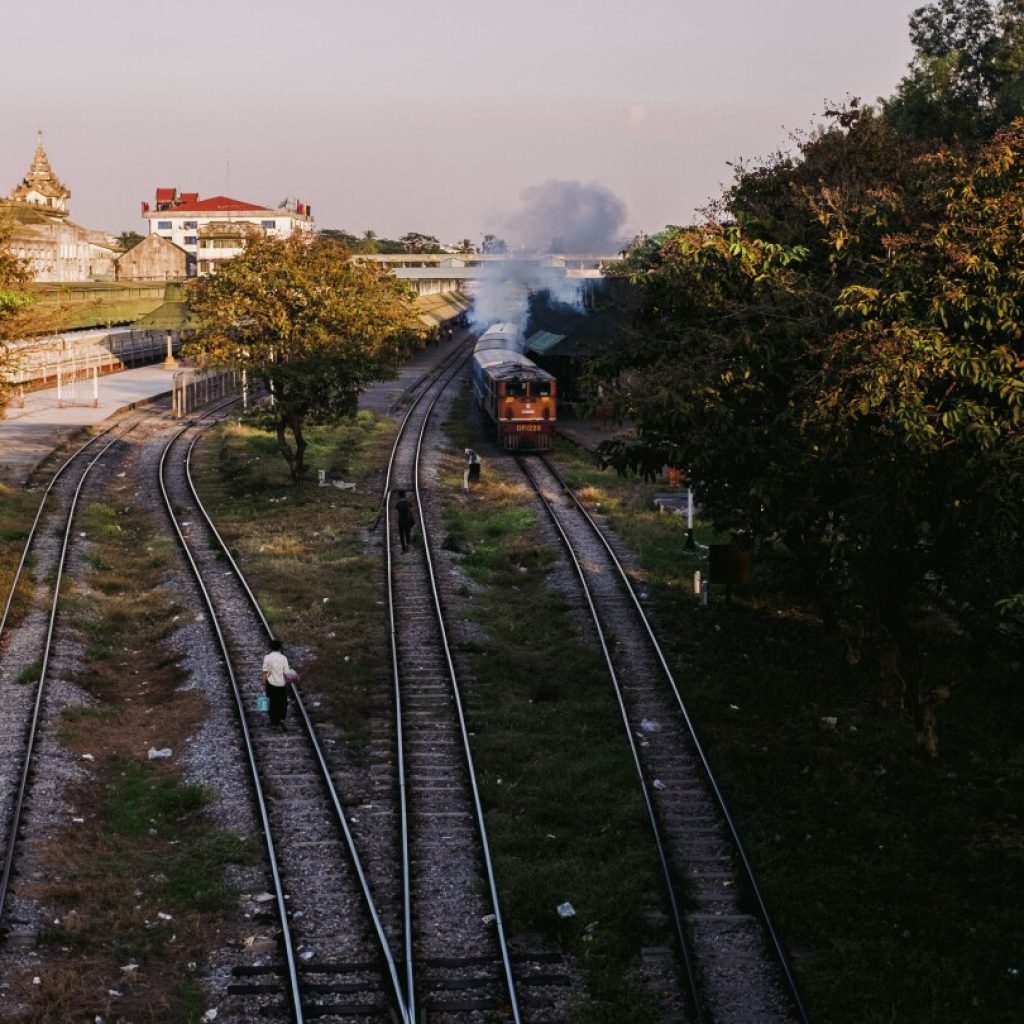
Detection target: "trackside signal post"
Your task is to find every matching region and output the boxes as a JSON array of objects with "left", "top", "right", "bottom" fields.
[{"left": 162, "top": 331, "right": 178, "bottom": 369}]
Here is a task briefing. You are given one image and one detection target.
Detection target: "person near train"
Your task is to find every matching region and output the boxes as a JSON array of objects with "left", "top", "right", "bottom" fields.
[
  {"left": 395, "top": 489, "right": 415, "bottom": 553},
  {"left": 261, "top": 638, "right": 296, "bottom": 730},
  {"left": 463, "top": 448, "right": 481, "bottom": 490}
]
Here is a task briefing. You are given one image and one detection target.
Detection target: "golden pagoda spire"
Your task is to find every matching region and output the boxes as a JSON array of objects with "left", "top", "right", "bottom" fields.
[{"left": 10, "top": 131, "right": 71, "bottom": 216}]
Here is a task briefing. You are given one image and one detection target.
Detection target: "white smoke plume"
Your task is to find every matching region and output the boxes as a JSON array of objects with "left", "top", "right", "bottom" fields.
[
  {"left": 506, "top": 180, "right": 628, "bottom": 254},
  {"left": 468, "top": 180, "right": 626, "bottom": 334}
]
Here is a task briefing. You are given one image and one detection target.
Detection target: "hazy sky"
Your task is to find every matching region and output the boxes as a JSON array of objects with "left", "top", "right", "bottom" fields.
[{"left": 1, "top": 0, "right": 924, "bottom": 245}]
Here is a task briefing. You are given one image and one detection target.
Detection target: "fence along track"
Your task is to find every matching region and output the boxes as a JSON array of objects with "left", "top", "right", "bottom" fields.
[
  {"left": 519, "top": 453, "right": 811, "bottom": 1024},
  {"left": 0, "top": 425, "right": 133, "bottom": 932},
  {"left": 383, "top": 346, "right": 525, "bottom": 1021},
  {"left": 160, "top": 404, "right": 408, "bottom": 1024}
]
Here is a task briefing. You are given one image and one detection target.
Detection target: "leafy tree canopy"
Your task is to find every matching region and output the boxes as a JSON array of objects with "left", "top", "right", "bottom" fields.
[
  {"left": 594, "top": 66, "right": 1024, "bottom": 744},
  {"left": 117, "top": 230, "right": 144, "bottom": 251},
  {"left": 1, "top": 220, "right": 65, "bottom": 414},
  {"left": 885, "top": 0, "right": 1024, "bottom": 141},
  {"left": 319, "top": 228, "right": 445, "bottom": 255},
  {"left": 399, "top": 232, "right": 443, "bottom": 253},
  {"left": 185, "top": 234, "right": 420, "bottom": 482},
  {"left": 481, "top": 234, "right": 509, "bottom": 254}
]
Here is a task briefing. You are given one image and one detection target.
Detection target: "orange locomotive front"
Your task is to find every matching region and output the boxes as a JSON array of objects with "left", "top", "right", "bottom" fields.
[
  {"left": 472, "top": 322, "right": 558, "bottom": 450},
  {"left": 494, "top": 373, "right": 557, "bottom": 449}
]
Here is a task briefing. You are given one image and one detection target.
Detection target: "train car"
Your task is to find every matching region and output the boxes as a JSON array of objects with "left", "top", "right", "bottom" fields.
[
  {"left": 474, "top": 322, "right": 524, "bottom": 354},
  {"left": 471, "top": 322, "right": 557, "bottom": 449}
]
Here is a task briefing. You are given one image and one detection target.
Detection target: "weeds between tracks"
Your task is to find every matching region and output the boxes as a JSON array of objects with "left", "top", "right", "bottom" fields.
[
  {"left": 548, "top": 439, "right": 1024, "bottom": 1024},
  {"left": 14, "top": 484, "right": 256, "bottom": 1023},
  {"left": 181, "top": 398, "right": 1022, "bottom": 1022},
  {"left": 189, "top": 411, "right": 397, "bottom": 750}
]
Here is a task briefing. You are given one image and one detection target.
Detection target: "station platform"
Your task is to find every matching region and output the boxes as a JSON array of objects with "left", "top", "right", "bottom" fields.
[
  {"left": 0, "top": 364, "right": 180, "bottom": 486},
  {"left": 0, "top": 334, "right": 468, "bottom": 488},
  {"left": 556, "top": 415, "right": 634, "bottom": 454},
  {"left": 0, "top": 333, "right": 631, "bottom": 487}
]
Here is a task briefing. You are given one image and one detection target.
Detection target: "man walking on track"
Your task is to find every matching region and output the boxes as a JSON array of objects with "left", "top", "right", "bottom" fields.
[{"left": 395, "top": 489, "right": 415, "bottom": 553}]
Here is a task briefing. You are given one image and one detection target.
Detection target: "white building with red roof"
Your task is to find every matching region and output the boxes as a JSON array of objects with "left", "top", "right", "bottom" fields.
[{"left": 141, "top": 188, "right": 314, "bottom": 275}]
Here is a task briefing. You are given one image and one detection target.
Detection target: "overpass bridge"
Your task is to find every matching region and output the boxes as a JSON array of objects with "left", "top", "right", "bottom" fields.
[
  {"left": 355, "top": 253, "right": 620, "bottom": 326},
  {"left": 3, "top": 254, "right": 621, "bottom": 390},
  {"left": 354, "top": 252, "right": 619, "bottom": 281}
]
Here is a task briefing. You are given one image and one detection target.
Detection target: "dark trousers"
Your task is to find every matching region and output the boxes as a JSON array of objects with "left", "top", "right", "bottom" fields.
[
  {"left": 398, "top": 520, "right": 413, "bottom": 551},
  {"left": 265, "top": 682, "right": 288, "bottom": 725}
]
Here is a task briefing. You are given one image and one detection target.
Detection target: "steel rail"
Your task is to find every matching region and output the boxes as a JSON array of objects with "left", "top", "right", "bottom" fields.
[
  {"left": 385, "top": 335, "right": 474, "bottom": 417},
  {"left": 179, "top": 421, "right": 411, "bottom": 1024},
  {"left": 159, "top": 414, "right": 307, "bottom": 1024},
  {"left": 378, "top": 337, "right": 476, "bottom": 520},
  {"left": 516, "top": 454, "right": 705, "bottom": 1024},
  {"left": 409, "top": 359, "right": 524, "bottom": 1024},
  {"left": 540, "top": 454, "right": 813, "bottom": 1024},
  {"left": 379, "top": 337, "right": 475, "bottom": 1019},
  {"left": 0, "top": 424, "right": 117, "bottom": 646},
  {"left": 0, "top": 424, "right": 131, "bottom": 929}
]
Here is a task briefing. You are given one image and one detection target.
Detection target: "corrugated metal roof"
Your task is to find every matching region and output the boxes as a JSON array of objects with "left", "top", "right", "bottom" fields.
[
  {"left": 415, "top": 291, "right": 470, "bottom": 327},
  {"left": 525, "top": 331, "right": 565, "bottom": 354}
]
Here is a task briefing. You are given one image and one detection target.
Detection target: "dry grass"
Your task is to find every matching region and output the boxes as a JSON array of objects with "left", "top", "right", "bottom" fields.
[
  {"left": 0, "top": 481, "right": 38, "bottom": 633},
  {"left": 6, "top": 488, "right": 253, "bottom": 1022},
  {"left": 190, "top": 412, "right": 398, "bottom": 745},
  {"left": 548, "top": 439, "right": 1024, "bottom": 1024}
]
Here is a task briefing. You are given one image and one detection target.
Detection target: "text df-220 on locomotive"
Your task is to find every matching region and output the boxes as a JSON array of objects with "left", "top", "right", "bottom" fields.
[{"left": 471, "top": 322, "right": 556, "bottom": 449}]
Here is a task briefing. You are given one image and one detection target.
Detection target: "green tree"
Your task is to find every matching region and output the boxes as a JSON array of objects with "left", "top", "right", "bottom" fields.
[
  {"left": 885, "top": 0, "right": 1024, "bottom": 142},
  {"left": 1, "top": 220, "right": 64, "bottom": 414},
  {"left": 827, "top": 120, "right": 1024, "bottom": 626},
  {"left": 185, "top": 234, "right": 420, "bottom": 482},
  {"left": 117, "top": 230, "right": 144, "bottom": 251},
  {"left": 481, "top": 234, "right": 508, "bottom": 254},
  {"left": 597, "top": 226, "right": 838, "bottom": 610},
  {"left": 595, "top": 115, "right": 1024, "bottom": 752},
  {"left": 399, "top": 232, "right": 442, "bottom": 253}
]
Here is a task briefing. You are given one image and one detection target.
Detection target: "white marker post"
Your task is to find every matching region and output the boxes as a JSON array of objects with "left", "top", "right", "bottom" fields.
[{"left": 684, "top": 486, "right": 696, "bottom": 551}]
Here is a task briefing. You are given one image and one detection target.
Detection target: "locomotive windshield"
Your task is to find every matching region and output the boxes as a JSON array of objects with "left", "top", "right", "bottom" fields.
[
  {"left": 504, "top": 380, "right": 527, "bottom": 398},
  {"left": 533, "top": 381, "right": 551, "bottom": 398}
]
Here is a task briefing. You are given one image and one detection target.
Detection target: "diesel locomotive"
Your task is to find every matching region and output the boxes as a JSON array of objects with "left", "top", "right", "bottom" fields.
[{"left": 470, "top": 322, "right": 557, "bottom": 449}]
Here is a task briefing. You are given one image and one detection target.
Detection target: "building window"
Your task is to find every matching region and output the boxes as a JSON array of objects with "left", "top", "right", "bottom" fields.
[
  {"left": 184, "top": 236, "right": 197, "bottom": 246},
  {"left": 261, "top": 220, "right": 277, "bottom": 229},
  {"left": 157, "top": 220, "right": 172, "bottom": 230},
  {"left": 183, "top": 221, "right": 198, "bottom": 229}
]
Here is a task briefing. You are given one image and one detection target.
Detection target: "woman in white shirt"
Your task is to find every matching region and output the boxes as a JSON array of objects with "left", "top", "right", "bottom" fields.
[{"left": 261, "top": 638, "right": 294, "bottom": 730}]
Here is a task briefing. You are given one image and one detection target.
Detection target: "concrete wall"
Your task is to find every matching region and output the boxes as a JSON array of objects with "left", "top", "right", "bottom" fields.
[{"left": 116, "top": 234, "right": 188, "bottom": 281}]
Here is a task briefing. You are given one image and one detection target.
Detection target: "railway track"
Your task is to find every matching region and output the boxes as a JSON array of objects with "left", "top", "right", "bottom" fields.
[
  {"left": 517, "top": 452, "right": 811, "bottom": 1024},
  {"left": 382, "top": 346, "right": 574, "bottom": 1021},
  {"left": 158, "top": 402, "right": 407, "bottom": 1022},
  {"left": 1, "top": 350, "right": 795, "bottom": 1020},
  {"left": 0, "top": 419, "right": 142, "bottom": 943}
]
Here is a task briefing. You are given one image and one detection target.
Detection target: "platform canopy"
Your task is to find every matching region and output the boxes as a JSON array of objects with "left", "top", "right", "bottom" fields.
[
  {"left": 525, "top": 330, "right": 565, "bottom": 355},
  {"left": 415, "top": 290, "right": 471, "bottom": 328}
]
